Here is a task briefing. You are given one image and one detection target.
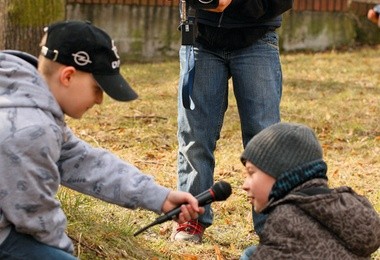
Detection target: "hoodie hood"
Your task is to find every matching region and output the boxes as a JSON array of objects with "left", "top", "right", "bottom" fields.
[{"left": 0, "top": 52, "right": 63, "bottom": 120}]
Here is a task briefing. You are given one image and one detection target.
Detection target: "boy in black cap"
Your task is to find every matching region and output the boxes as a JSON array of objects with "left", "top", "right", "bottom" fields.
[
  {"left": 240, "top": 122, "right": 380, "bottom": 259},
  {"left": 0, "top": 20, "right": 203, "bottom": 259}
]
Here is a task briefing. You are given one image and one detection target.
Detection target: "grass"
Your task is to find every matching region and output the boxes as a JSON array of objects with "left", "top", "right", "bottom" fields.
[{"left": 63, "top": 45, "right": 380, "bottom": 259}]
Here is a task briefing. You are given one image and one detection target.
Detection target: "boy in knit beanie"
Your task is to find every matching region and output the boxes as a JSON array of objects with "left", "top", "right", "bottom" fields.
[{"left": 240, "top": 122, "right": 380, "bottom": 259}]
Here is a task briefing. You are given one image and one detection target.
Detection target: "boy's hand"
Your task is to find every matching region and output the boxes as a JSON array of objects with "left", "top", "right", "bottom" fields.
[{"left": 161, "top": 191, "right": 205, "bottom": 223}]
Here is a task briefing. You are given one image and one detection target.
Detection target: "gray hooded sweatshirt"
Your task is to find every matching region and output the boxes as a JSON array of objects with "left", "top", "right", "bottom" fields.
[{"left": 0, "top": 53, "right": 170, "bottom": 253}]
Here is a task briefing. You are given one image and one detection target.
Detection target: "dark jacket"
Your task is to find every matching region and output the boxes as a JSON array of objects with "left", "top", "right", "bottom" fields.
[
  {"left": 196, "top": 0, "right": 284, "bottom": 28},
  {"left": 193, "top": 0, "right": 290, "bottom": 50},
  {"left": 252, "top": 178, "right": 380, "bottom": 259}
]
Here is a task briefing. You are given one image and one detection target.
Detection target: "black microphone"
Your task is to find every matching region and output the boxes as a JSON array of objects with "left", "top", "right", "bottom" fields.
[{"left": 133, "top": 181, "right": 232, "bottom": 236}]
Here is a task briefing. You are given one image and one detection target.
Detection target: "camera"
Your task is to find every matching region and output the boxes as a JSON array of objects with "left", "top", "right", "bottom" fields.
[
  {"left": 187, "top": 0, "right": 219, "bottom": 9},
  {"left": 180, "top": 0, "right": 218, "bottom": 45}
]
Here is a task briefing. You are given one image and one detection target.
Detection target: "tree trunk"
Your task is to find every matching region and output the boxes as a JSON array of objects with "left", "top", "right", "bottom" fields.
[
  {"left": 0, "top": 0, "right": 65, "bottom": 57},
  {"left": 0, "top": 0, "right": 9, "bottom": 50}
]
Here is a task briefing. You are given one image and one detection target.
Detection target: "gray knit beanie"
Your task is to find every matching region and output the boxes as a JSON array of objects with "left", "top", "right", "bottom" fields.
[{"left": 241, "top": 122, "right": 323, "bottom": 179}]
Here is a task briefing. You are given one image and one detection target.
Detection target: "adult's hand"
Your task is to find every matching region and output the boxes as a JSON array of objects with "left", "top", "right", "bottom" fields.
[{"left": 206, "top": 0, "right": 232, "bottom": 13}]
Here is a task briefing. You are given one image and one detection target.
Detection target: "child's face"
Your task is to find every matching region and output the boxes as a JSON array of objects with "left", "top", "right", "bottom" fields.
[
  {"left": 242, "top": 161, "right": 276, "bottom": 213},
  {"left": 60, "top": 69, "right": 104, "bottom": 119}
]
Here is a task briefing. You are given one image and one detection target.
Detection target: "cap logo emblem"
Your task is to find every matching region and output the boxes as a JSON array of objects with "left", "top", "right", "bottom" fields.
[
  {"left": 111, "top": 40, "right": 121, "bottom": 69},
  {"left": 72, "top": 51, "right": 92, "bottom": 66},
  {"left": 111, "top": 40, "right": 120, "bottom": 59}
]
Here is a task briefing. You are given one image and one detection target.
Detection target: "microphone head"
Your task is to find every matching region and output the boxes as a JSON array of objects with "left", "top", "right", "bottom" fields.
[{"left": 211, "top": 181, "right": 232, "bottom": 201}]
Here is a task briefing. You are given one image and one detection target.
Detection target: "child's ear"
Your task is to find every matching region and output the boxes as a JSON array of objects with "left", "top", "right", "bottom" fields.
[{"left": 59, "top": 66, "right": 76, "bottom": 87}]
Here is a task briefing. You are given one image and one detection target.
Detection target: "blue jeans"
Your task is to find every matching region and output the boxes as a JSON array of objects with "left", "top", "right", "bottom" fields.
[
  {"left": 240, "top": 245, "right": 257, "bottom": 260},
  {"left": 177, "top": 31, "right": 282, "bottom": 230},
  {"left": 0, "top": 227, "right": 77, "bottom": 260}
]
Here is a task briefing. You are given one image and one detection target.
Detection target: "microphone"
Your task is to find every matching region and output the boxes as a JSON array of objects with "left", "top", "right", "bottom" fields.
[{"left": 133, "top": 181, "right": 232, "bottom": 236}]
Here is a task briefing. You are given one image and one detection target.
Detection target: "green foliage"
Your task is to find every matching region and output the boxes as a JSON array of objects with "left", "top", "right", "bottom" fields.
[{"left": 7, "top": 0, "right": 65, "bottom": 26}]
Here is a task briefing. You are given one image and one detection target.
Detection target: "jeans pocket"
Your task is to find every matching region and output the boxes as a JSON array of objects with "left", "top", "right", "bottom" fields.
[{"left": 259, "top": 31, "right": 279, "bottom": 50}]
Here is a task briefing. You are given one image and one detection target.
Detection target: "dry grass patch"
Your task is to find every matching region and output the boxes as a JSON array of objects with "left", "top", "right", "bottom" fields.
[{"left": 63, "top": 46, "right": 380, "bottom": 259}]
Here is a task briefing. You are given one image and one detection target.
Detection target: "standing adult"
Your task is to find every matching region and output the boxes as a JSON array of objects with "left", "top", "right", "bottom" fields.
[{"left": 172, "top": 0, "right": 292, "bottom": 242}]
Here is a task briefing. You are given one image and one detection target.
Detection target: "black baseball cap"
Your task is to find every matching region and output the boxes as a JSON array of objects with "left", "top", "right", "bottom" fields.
[{"left": 41, "top": 20, "right": 138, "bottom": 102}]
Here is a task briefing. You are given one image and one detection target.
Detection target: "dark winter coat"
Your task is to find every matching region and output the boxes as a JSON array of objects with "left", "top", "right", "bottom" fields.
[{"left": 252, "top": 178, "right": 380, "bottom": 259}]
